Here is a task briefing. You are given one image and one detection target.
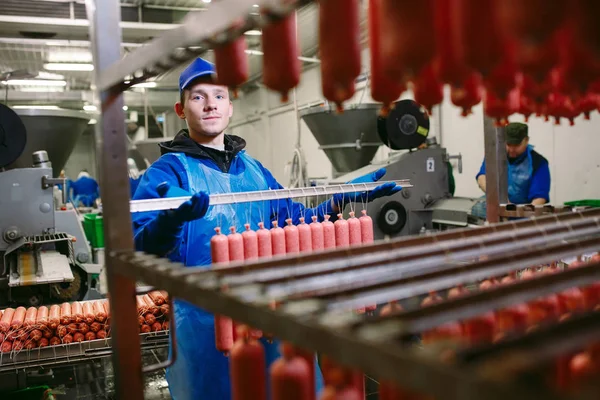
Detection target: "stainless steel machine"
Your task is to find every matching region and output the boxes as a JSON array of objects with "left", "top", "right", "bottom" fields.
[
  {"left": 0, "top": 105, "right": 102, "bottom": 307},
  {"left": 300, "top": 100, "right": 482, "bottom": 240}
]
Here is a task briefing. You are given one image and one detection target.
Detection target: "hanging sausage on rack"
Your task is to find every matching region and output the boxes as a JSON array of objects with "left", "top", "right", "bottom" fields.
[
  {"left": 262, "top": 12, "right": 300, "bottom": 103},
  {"left": 211, "top": 227, "right": 234, "bottom": 354},
  {"left": 319, "top": 0, "right": 361, "bottom": 112},
  {"left": 368, "top": 0, "right": 405, "bottom": 116},
  {"left": 214, "top": 19, "right": 249, "bottom": 99},
  {"left": 379, "top": 0, "right": 436, "bottom": 82}
]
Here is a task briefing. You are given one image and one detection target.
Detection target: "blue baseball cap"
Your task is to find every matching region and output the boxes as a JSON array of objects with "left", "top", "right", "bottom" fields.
[{"left": 179, "top": 57, "right": 216, "bottom": 93}]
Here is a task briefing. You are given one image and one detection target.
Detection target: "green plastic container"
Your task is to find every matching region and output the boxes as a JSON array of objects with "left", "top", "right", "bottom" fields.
[
  {"left": 564, "top": 199, "right": 600, "bottom": 208},
  {"left": 83, "top": 213, "right": 104, "bottom": 248}
]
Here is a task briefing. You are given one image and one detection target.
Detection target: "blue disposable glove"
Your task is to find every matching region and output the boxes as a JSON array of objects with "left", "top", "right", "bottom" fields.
[
  {"left": 156, "top": 182, "right": 210, "bottom": 224},
  {"left": 332, "top": 168, "right": 402, "bottom": 210}
]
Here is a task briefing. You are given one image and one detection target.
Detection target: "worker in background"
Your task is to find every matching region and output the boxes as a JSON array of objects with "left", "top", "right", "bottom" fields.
[
  {"left": 132, "top": 57, "right": 402, "bottom": 400},
  {"left": 472, "top": 122, "right": 550, "bottom": 218},
  {"left": 69, "top": 170, "right": 100, "bottom": 208}
]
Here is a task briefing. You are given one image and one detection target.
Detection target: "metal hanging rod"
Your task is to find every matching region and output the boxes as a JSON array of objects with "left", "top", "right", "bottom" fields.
[{"left": 128, "top": 179, "right": 412, "bottom": 213}]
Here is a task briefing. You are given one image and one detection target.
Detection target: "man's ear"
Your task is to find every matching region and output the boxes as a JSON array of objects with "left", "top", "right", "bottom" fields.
[{"left": 174, "top": 102, "right": 185, "bottom": 119}]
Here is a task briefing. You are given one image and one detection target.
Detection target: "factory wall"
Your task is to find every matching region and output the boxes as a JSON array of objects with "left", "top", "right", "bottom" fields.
[
  {"left": 64, "top": 128, "right": 97, "bottom": 181},
  {"left": 230, "top": 60, "right": 600, "bottom": 205}
]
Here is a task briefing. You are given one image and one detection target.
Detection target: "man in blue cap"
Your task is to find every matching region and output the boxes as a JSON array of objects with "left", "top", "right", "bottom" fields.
[
  {"left": 472, "top": 122, "right": 550, "bottom": 219},
  {"left": 131, "top": 57, "right": 402, "bottom": 399}
]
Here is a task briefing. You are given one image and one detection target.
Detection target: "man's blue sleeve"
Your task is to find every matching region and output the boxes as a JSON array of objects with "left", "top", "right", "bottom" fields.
[
  {"left": 528, "top": 161, "right": 551, "bottom": 202},
  {"left": 257, "top": 163, "right": 336, "bottom": 226},
  {"left": 476, "top": 158, "right": 486, "bottom": 180},
  {"left": 131, "top": 156, "right": 189, "bottom": 256}
]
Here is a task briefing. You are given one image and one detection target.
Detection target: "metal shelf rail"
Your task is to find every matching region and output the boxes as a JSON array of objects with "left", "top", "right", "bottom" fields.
[{"left": 85, "top": 1, "right": 600, "bottom": 400}]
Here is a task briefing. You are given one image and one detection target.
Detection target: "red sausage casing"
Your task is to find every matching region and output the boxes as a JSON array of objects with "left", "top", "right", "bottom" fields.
[
  {"left": 261, "top": 13, "right": 300, "bottom": 102},
  {"left": 359, "top": 210, "right": 374, "bottom": 244},
  {"left": 23, "top": 307, "right": 38, "bottom": 328},
  {"left": 270, "top": 353, "right": 311, "bottom": 400},
  {"left": 11, "top": 307, "right": 27, "bottom": 330},
  {"left": 309, "top": 216, "right": 324, "bottom": 251},
  {"left": 211, "top": 226, "right": 233, "bottom": 354},
  {"left": 297, "top": 217, "right": 312, "bottom": 253},
  {"left": 36, "top": 306, "right": 48, "bottom": 328},
  {"left": 271, "top": 221, "right": 286, "bottom": 256},
  {"left": 322, "top": 215, "right": 336, "bottom": 249},
  {"left": 284, "top": 219, "right": 299, "bottom": 254},
  {"left": 93, "top": 301, "right": 107, "bottom": 322},
  {"left": 82, "top": 302, "right": 95, "bottom": 324},
  {"left": 211, "top": 227, "right": 230, "bottom": 265},
  {"left": 242, "top": 223, "right": 258, "bottom": 260},
  {"left": 60, "top": 302, "right": 72, "bottom": 325},
  {"left": 214, "top": 34, "right": 249, "bottom": 98},
  {"left": 257, "top": 222, "right": 273, "bottom": 258},
  {"left": 148, "top": 291, "right": 165, "bottom": 306},
  {"left": 228, "top": 226, "right": 244, "bottom": 262},
  {"left": 347, "top": 212, "right": 362, "bottom": 245},
  {"left": 334, "top": 214, "right": 350, "bottom": 248},
  {"left": 230, "top": 337, "right": 267, "bottom": 400},
  {"left": 71, "top": 302, "right": 84, "bottom": 323}
]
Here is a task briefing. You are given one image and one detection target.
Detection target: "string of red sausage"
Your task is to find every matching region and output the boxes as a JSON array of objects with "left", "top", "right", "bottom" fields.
[{"left": 0, "top": 291, "right": 169, "bottom": 353}]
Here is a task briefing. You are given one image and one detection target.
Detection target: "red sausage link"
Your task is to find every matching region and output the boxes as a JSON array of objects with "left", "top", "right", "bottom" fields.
[
  {"left": 257, "top": 222, "right": 273, "bottom": 258},
  {"left": 380, "top": 0, "right": 436, "bottom": 80},
  {"left": 148, "top": 291, "right": 165, "bottom": 306},
  {"left": 79, "top": 323, "right": 90, "bottom": 335},
  {"left": 12, "top": 340, "right": 23, "bottom": 352},
  {"left": 56, "top": 325, "right": 67, "bottom": 338},
  {"left": 31, "top": 329, "right": 43, "bottom": 341},
  {"left": 309, "top": 216, "right": 324, "bottom": 251},
  {"left": 162, "top": 321, "right": 169, "bottom": 331},
  {"left": 140, "top": 324, "right": 151, "bottom": 334},
  {"left": 63, "top": 334, "right": 73, "bottom": 344},
  {"left": 230, "top": 333, "right": 267, "bottom": 400},
  {"left": 38, "top": 338, "right": 49, "bottom": 348},
  {"left": 261, "top": 13, "right": 300, "bottom": 102},
  {"left": 1, "top": 341, "right": 12, "bottom": 353},
  {"left": 319, "top": 0, "right": 361, "bottom": 112},
  {"left": 151, "top": 322, "right": 162, "bottom": 332},
  {"left": 11, "top": 307, "right": 27, "bottom": 330},
  {"left": 49, "top": 337, "right": 60, "bottom": 346},
  {"left": 85, "top": 332, "right": 96, "bottom": 341},
  {"left": 145, "top": 314, "right": 156, "bottom": 325},
  {"left": 367, "top": 0, "right": 405, "bottom": 116},
  {"left": 242, "top": 223, "right": 258, "bottom": 260},
  {"left": 284, "top": 219, "right": 299, "bottom": 254},
  {"left": 334, "top": 214, "right": 350, "bottom": 249},
  {"left": 90, "top": 322, "right": 102, "bottom": 333},
  {"left": 211, "top": 227, "right": 230, "bottom": 264},
  {"left": 67, "top": 323, "right": 78, "bottom": 335},
  {"left": 136, "top": 296, "right": 148, "bottom": 315},
  {"left": 270, "top": 343, "right": 311, "bottom": 400},
  {"left": 214, "top": 32, "right": 249, "bottom": 98},
  {"left": 74, "top": 332, "right": 85, "bottom": 342},
  {"left": 42, "top": 327, "right": 53, "bottom": 339},
  {"left": 347, "top": 212, "right": 362, "bottom": 245},
  {"left": 359, "top": 210, "right": 374, "bottom": 244},
  {"left": 82, "top": 302, "right": 95, "bottom": 325},
  {"left": 23, "top": 307, "right": 38, "bottom": 328},
  {"left": 228, "top": 226, "right": 245, "bottom": 262},
  {"left": 322, "top": 215, "right": 336, "bottom": 249},
  {"left": 142, "top": 295, "right": 159, "bottom": 316},
  {"left": 71, "top": 302, "right": 84, "bottom": 323},
  {"left": 0, "top": 308, "right": 15, "bottom": 332},
  {"left": 97, "top": 330, "right": 108, "bottom": 339},
  {"left": 297, "top": 217, "right": 312, "bottom": 253},
  {"left": 271, "top": 221, "right": 286, "bottom": 256},
  {"left": 413, "top": 62, "right": 444, "bottom": 113},
  {"left": 60, "top": 302, "right": 72, "bottom": 325},
  {"left": 36, "top": 306, "right": 48, "bottom": 328}
]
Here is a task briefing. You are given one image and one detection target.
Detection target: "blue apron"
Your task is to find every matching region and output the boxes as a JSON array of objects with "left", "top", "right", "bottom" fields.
[
  {"left": 165, "top": 151, "right": 323, "bottom": 400},
  {"left": 471, "top": 146, "right": 534, "bottom": 219}
]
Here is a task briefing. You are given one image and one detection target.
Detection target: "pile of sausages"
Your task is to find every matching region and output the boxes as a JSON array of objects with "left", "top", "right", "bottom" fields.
[
  {"left": 0, "top": 290, "right": 169, "bottom": 354},
  {"left": 214, "top": 1, "right": 600, "bottom": 125}
]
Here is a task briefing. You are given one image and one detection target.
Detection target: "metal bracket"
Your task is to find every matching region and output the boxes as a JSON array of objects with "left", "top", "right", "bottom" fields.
[{"left": 446, "top": 153, "right": 463, "bottom": 174}]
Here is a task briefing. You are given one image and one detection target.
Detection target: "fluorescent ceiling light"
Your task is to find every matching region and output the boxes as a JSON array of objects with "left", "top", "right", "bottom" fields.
[
  {"left": 88, "top": 119, "right": 97, "bottom": 125},
  {"left": 44, "top": 63, "right": 94, "bottom": 71},
  {"left": 123, "top": 105, "right": 129, "bottom": 111},
  {"left": 2, "top": 79, "right": 67, "bottom": 87},
  {"left": 37, "top": 71, "right": 65, "bottom": 80},
  {"left": 83, "top": 105, "right": 97, "bottom": 112},
  {"left": 18, "top": 87, "right": 65, "bottom": 92},
  {"left": 47, "top": 50, "right": 93, "bottom": 63},
  {"left": 202, "top": 0, "right": 211, "bottom": 3},
  {"left": 245, "top": 49, "right": 264, "bottom": 55},
  {"left": 244, "top": 30, "right": 262, "bottom": 36},
  {"left": 131, "top": 82, "right": 157, "bottom": 88},
  {"left": 12, "top": 105, "right": 60, "bottom": 110},
  {"left": 253, "top": 4, "right": 259, "bottom": 7}
]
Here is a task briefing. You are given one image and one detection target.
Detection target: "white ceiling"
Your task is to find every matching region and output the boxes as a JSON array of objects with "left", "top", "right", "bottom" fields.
[{"left": 0, "top": 0, "right": 324, "bottom": 112}]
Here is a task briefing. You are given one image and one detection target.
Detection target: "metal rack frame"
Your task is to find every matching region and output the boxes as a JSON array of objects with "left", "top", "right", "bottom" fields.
[{"left": 86, "top": 1, "right": 600, "bottom": 399}]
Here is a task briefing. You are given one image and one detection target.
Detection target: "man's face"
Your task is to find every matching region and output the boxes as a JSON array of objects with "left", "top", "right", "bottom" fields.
[
  {"left": 506, "top": 137, "right": 529, "bottom": 159},
  {"left": 176, "top": 80, "right": 233, "bottom": 137}
]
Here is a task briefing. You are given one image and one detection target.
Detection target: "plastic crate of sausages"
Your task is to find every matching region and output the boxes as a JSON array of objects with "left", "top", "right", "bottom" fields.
[{"left": 0, "top": 291, "right": 169, "bottom": 352}]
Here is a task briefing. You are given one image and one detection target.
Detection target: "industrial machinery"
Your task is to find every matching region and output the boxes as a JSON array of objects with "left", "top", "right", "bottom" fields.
[
  {"left": 0, "top": 105, "right": 101, "bottom": 307},
  {"left": 301, "top": 100, "right": 478, "bottom": 240}
]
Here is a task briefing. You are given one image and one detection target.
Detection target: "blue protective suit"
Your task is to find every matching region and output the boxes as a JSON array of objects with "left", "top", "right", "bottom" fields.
[
  {"left": 472, "top": 145, "right": 550, "bottom": 219},
  {"left": 69, "top": 175, "right": 100, "bottom": 207},
  {"left": 132, "top": 135, "right": 327, "bottom": 400}
]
